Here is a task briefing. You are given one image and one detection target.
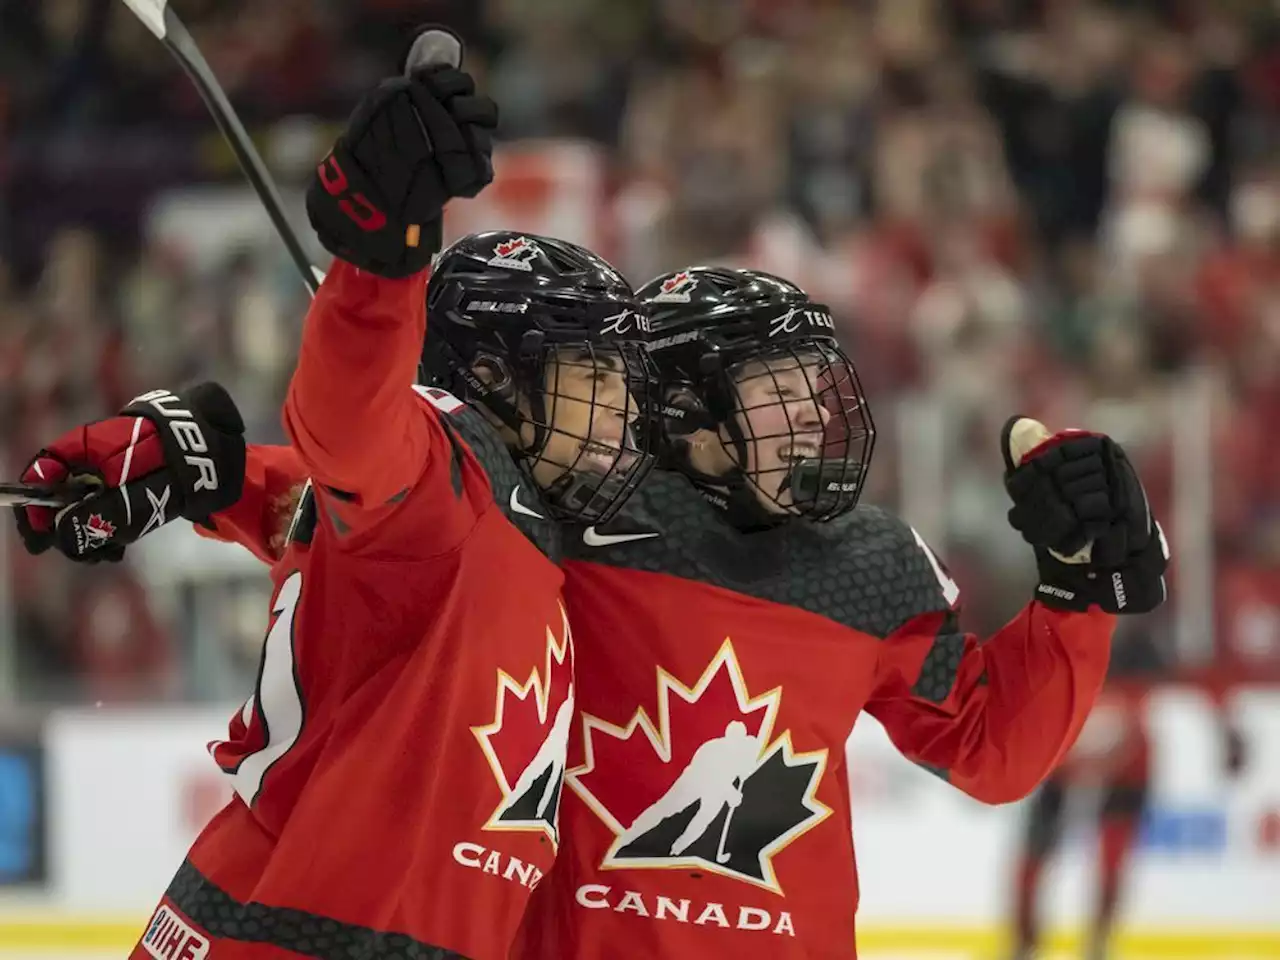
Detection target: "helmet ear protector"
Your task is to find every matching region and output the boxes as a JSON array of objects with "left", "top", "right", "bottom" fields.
[
  {"left": 660, "top": 383, "right": 715, "bottom": 440},
  {"left": 659, "top": 348, "right": 738, "bottom": 442},
  {"left": 469, "top": 352, "right": 514, "bottom": 398}
]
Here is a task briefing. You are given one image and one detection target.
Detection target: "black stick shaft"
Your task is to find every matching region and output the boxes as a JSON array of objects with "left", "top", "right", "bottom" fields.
[{"left": 161, "top": 7, "right": 319, "bottom": 297}]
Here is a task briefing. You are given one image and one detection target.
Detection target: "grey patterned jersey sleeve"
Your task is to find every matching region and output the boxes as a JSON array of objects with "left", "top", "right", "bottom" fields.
[
  {"left": 859, "top": 510, "right": 972, "bottom": 706},
  {"left": 823, "top": 506, "right": 958, "bottom": 638}
]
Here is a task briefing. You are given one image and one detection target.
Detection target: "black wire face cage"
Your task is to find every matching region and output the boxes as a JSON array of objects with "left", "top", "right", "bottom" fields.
[
  {"left": 519, "top": 339, "right": 658, "bottom": 525},
  {"left": 718, "top": 340, "right": 875, "bottom": 522}
]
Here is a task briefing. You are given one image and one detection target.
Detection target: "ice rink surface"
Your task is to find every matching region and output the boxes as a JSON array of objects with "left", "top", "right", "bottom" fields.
[
  {"left": 0, "top": 914, "right": 1275, "bottom": 960},
  {"left": 3, "top": 945, "right": 1277, "bottom": 960}
]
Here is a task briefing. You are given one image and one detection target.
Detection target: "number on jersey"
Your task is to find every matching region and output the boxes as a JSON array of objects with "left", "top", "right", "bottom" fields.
[{"left": 210, "top": 571, "right": 306, "bottom": 806}]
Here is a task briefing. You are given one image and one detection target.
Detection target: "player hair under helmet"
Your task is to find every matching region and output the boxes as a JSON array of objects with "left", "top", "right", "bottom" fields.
[
  {"left": 422, "top": 231, "right": 657, "bottom": 525},
  {"left": 638, "top": 266, "right": 874, "bottom": 525}
]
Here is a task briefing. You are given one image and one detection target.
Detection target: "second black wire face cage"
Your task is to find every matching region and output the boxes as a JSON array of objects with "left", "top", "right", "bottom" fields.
[
  {"left": 638, "top": 266, "right": 878, "bottom": 525},
  {"left": 520, "top": 339, "right": 657, "bottom": 526},
  {"left": 717, "top": 339, "right": 875, "bottom": 522}
]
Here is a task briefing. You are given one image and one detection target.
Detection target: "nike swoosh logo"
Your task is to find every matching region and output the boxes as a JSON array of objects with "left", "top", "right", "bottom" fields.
[
  {"left": 582, "top": 526, "right": 660, "bottom": 547},
  {"left": 510, "top": 486, "right": 545, "bottom": 520}
]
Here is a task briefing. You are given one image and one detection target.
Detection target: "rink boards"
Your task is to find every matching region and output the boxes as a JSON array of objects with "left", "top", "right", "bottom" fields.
[{"left": 0, "top": 691, "right": 1276, "bottom": 957}]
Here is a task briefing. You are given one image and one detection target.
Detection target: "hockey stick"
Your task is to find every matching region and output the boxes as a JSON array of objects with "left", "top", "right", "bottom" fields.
[
  {"left": 715, "top": 793, "right": 738, "bottom": 864},
  {"left": 7, "top": 12, "right": 469, "bottom": 515},
  {"left": 117, "top": 0, "right": 324, "bottom": 296},
  {"left": 4, "top": 1, "right": 306, "bottom": 518},
  {"left": 119, "top": 3, "right": 466, "bottom": 298},
  {"left": 0, "top": 481, "right": 93, "bottom": 509}
]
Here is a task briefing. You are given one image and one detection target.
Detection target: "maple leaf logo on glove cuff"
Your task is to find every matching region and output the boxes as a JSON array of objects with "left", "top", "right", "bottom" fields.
[
  {"left": 567, "top": 639, "right": 830, "bottom": 894},
  {"left": 83, "top": 514, "right": 117, "bottom": 549}
]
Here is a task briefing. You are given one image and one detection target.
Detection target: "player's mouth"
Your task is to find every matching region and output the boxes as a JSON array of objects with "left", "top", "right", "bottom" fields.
[
  {"left": 579, "top": 436, "right": 623, "bottom": 471},
  {"left": 779, "top": 441, "right": 821, "bottom": 464}
]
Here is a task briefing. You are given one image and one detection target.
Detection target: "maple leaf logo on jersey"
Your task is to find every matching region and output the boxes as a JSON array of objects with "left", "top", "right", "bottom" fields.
[
  {"left": 567, "top": 639, "right": 830, "bottom": 893},
  {"left": 650, "top": 271, "right": 697, "bottom": 303},
  {"left": 487, "top": 236, "right": 541, "bottom": 271},
  {"left": 84, "top": 514, "right": 116, "bottom": 548},
  {"left": 472, "top": 602, "right": 574, "bottom": 847}
]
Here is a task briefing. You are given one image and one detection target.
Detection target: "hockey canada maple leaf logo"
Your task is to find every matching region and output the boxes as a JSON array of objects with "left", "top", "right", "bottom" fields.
[
  {"left": 487, "top": 236, "right": 541, "bottom": 271},
  {"left": 84, "top": 514, "right": 116, "bottom": 548},
  {"left": 650, "top": 271, "right": 697, "bottom": 303},
  {"left": 472, "top": 602, "right": 574, "bottom": 847},
  {"left": 567, "top": 638, "right": 830, "bottom": 893}
]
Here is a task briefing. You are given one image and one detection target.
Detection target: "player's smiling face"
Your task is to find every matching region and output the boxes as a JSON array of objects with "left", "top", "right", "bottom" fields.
[
  {"left": 687, "top": 349, "right": 832, "bottom": 515},
  {"left": 526, "top": 347, "right": 640, "bottom": 490},
  {"left": 730, "top": 352, "right": 831, "bottom": 513}
]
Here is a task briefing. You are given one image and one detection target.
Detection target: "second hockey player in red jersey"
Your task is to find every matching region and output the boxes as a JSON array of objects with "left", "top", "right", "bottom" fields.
[
  {"left": 12, "top": 39, "right": 658, "bottom": 960},
  {"left": 508, "top": 267, "right": 1169, "bottom": 959}
]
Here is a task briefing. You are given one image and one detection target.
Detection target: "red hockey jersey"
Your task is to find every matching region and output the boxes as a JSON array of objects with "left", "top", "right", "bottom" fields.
[
  {"left": 510, "top": 470, "right": 1114, "bottom": 959},
  {"left": 132, "top": 262, "right": 572, "bottom": 960}
]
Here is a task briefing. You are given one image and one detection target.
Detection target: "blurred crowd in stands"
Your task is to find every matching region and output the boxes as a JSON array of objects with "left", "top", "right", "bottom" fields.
[{"left": 2, "top": 0, "right": 1280, "bottom": 702}]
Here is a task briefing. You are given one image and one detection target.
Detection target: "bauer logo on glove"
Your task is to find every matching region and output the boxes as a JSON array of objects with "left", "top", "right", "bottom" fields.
[
  {"left": 12, "top": 382, "right": 246, "bottom": 564},
  {"left": 1002, "top": 416, "right": 1168, "bottom": 615}
]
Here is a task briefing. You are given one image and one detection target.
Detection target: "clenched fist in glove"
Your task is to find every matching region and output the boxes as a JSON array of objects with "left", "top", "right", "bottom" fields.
[
  {"left": 14, "top": 383, "right": 246, "bottom": 562},
  {"left": 1002, "top": 416, "right": 1168, "bottom": 615},
  {"left": 306, "top": 26, "right": 498, "bottom": 278}
]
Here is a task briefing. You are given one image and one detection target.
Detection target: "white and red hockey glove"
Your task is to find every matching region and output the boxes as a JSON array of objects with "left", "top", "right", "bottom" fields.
[{"left": 13, "top": 382, "right": 246, "bottom": 563}]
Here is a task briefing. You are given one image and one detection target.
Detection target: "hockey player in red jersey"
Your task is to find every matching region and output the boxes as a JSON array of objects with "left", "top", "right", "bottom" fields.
[
  {"left": 506, "top": 267, "right": 1169, "bottom": 959},
  {"left": 11, "top": 40, "right": 658, "bottom": 960}
]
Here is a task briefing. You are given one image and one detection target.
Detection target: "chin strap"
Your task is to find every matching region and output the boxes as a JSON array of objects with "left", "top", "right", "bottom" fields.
[{"left": 685, "top": 466, "right": 785, "bottom": 532}]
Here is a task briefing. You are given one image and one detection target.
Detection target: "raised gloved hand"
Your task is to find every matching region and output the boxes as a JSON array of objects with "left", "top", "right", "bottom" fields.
[
  {"left": 306, "top": 27, "right": 498, "bottom": 278},
  {"left": 13, "top": 383, "right": 246, "bottom": 562},
  {"left": 1003, "top": 417, "right": 1168, "bottom": 615}
]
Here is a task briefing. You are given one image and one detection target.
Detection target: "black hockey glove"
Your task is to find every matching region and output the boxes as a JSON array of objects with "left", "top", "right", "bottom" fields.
[
  {"left": 306, "top": 27, "right": 497, "bottom": 278},
  {"left": 1002, "top": 416, "right": 1168, "bottom": 615},
  {"left": 14, "top": 382, "right": 246, "bottom": 563}
]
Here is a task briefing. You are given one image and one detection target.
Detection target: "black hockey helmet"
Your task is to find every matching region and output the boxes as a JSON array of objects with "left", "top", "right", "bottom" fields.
[
  {"left": 638, "top": 266, "right": 874, "bottom": 523},
  {"left": 422, "top": 231, "right": 657, "bottom": 524}
]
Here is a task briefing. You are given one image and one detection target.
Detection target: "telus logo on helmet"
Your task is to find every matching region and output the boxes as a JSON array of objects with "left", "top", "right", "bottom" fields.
[
  {"left": 601, "top": 309, "right": 650, "bottom": 337},
  {"left": 768, "top": 306, "right": 836, "bottom": 338}
]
